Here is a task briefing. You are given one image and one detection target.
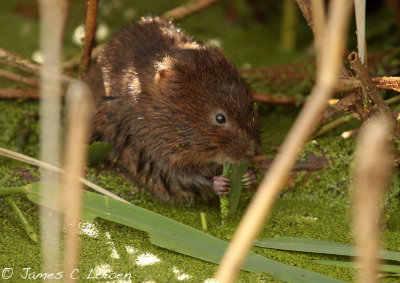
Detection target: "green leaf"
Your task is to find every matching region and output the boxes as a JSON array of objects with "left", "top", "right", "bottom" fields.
[
  {"left": 314, "top": 260, "right": 400, "bottom": 274},
  {"left": 87, "top": 141, "right": 114, "bottom": 165},
  {"left": 25, "top": 182, "right": 343, "bottom": 283},
  {"left": 254, "top": 237, "right": 400, "bottom": 262}
]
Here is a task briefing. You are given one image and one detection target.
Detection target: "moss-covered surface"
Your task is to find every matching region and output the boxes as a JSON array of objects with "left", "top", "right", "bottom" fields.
[{"left": 1, "top": 0, "right": 400, "bottom": 282}]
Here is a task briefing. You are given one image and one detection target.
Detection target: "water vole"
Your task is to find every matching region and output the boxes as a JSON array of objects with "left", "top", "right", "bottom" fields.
[{"left": 84, "top": 17, "right": 261, "bottom": 204}]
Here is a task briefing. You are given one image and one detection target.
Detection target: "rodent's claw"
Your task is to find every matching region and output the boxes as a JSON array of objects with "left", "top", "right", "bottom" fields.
[
  {"left": 242, "top": 169, "right": 257, "bottom": 189},
  {"left": 212, "top": 176, "right": 231, "bottom": 196}
]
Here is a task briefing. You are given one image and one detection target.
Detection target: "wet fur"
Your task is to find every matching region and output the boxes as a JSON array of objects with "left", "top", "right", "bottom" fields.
[{"left": 85, "top": 17, "right": 260, "bottom": 204}]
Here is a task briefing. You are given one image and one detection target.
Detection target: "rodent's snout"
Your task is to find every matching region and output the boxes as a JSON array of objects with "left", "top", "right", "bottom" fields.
[
  {"left": 244, "top": 139, "right": 260, "bottom": 160},
  {"left": 254, "top": 139, "right": 263, "bottom": 156}
]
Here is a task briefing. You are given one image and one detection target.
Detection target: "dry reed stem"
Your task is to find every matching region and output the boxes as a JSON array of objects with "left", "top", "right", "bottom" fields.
[
  {"left": 310, "top": 0, "right": 325, "bottom": 68},
  {"left": 295, "top": 0, "right": 315, "bottom": 34},
  {"left": 352, "top": 116, "right": 393, "bottom": 283},
  {"left": 62, "top": 82, "right": 91, "bottom": 282},
  {"left": 354, "top": 0, "right": 367, "bottom": 64},
  {"left": 0, "top": 147, "right": 129, "bottom": 203},
  {"left": 38, "top": 0, "right": 63, "bottom": 275},
  {"left": 161, "top": 0, "right": 221, "bottom": 21},
  {"left": 214, "top": 1, "right": 352, "bottom": 282},
  {"left": 295, "top": 0, "right": 350, "bottom": 78},
  {"left": 79, "top": 0, "right": 98, "bottom": 78},
  {"left": 348, "top": 52, "right": 400, "bottom": 138},
  {"left": 353, "top": 0, "right": 372, "bottom": 122},
  {"left": 0, "top": 69, "right": 39, "bottom": 88}
]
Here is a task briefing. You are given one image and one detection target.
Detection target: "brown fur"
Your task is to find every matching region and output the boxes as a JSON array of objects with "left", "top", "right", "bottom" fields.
[{"left": 84, "top": 17, "right": 261, "bottom": 204}]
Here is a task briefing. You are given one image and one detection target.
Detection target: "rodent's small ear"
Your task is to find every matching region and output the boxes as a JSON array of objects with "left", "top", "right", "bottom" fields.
[{"left": 154, "top": 56, "right": 176, "bottom": 85}]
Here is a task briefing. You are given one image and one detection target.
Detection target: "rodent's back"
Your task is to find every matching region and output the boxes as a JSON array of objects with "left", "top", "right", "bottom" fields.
[{"left": 85, "top": 17, "right": 194, "bottom": 103}]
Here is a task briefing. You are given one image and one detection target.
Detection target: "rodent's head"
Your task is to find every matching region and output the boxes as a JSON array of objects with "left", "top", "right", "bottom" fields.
[{"left": 152, "top": 46, "right": 261, "bottom": 165}]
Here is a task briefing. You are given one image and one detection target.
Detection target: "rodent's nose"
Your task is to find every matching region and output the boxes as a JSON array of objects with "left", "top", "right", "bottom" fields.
[
  {"left": 255, "top": 140, "right": 262, "bottom": 156},
  {"left": 245, "top": 140, "right": 259, "bottom": 159}
]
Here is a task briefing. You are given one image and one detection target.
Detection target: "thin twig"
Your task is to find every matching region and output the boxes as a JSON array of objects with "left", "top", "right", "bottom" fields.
[
  {"left": 352, "top": 115, "right": 393, "bottom": 283},
  {"left": 0, "top": 86, "right": 301, "bottom": 105},
  {"left": 315, "top": 114, "right": 354, "bottom": 137},
  {"left": 0, "top": 47, "right": 74, "bottom": 84},
  {"left": 320, "top": 91, "right": 359, "bottom": 124},
  {"left": 214, "top": 1, "right": 352, "bottom": 281},
  {"left": 79, "top": 0, "right": 98, "bottom": 78},
  {"left": 0, "top": 47, "right": 41, "bottom": 75},
  {"left": 335, "top": 76, "right": 400, "bottom": 92},
  {"left": 63, "top": 45, "right": 102, "bottom": 70},
  {"left": 0, "top": 147, "right": 129, "bottom": 203},
  {"left": 316, "top": 95, "right": 400, "bottom": 137},
  {"left": 255, "top": 154, "right": 329, "bottom": 172},
  {"left": 0, "top": 69, "right": 39, "bottom": 88},
  {"left": 348, "top": 51, "right": 400, "bottom": 139},
  {"left": 2, "top": 74, "right": 397, "bottom": 102},
  {"left": 0, "top": 88, "right": 68, "bottom": 99},
  {"left": 160, "top": 0, "right": 221, "bottom": 21},
  {"left": 0, "top": 88, "right": 39, "bottom": 99},
  {"left": 62, "top": 82, "right": 91, "bottom": 282},
  {"left": 252, "top": 93, "right": 301, "bottom": 105}
]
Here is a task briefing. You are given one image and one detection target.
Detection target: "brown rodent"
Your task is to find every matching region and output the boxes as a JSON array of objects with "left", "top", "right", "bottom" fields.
[{"left": 84, "top": 17, "right": 261, "bottom": 204}]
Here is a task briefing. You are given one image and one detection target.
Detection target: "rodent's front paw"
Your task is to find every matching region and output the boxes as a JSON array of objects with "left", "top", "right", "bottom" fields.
[
  {"left": 242, "top": 168, "right": 257, "bottom": 189},
  {"left": 212, "top": 176, "right": 231, "bottom": 196}
]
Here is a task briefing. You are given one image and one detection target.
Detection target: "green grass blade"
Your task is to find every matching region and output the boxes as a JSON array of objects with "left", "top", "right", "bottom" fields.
[
  {"left": 1, "top": 175, "right": 37, "bottom": 243},
  {"left": 254, "top": 237, "right": 400, "bottom": 262},
  {"left": 227, "top": 162, "right": 248, "bottom": 215},
  {"left": 221, "top": 162, "right": 248, "bottom": 220},
  {"left": 314, "top": 260, "right": 400, "bottom": 274},
  {"left": 26, "top": 182, "right": 344, "bottom": 283},
  {"left": 0, "top": 186, "right": 28, "bottom": 196},
  {"left": 6, "top": 196, "right": 38, "bottom": 243},
  {"left": 0, "top": 175, "right": 11, "bottom": 187}
]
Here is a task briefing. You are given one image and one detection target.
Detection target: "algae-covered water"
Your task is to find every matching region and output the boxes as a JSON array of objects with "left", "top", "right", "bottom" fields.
[{"left": 1, "top": 1, "right": 400, "bottom": 282}]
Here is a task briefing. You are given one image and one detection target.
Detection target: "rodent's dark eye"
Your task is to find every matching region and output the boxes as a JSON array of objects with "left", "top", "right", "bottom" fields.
[{"left": 215, "top": 113, "right": 226, "bottom": 124}]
